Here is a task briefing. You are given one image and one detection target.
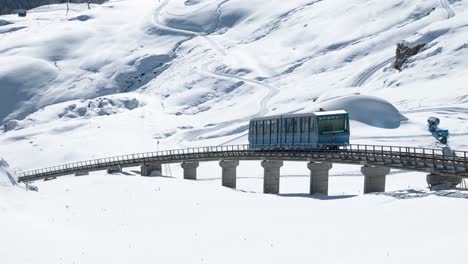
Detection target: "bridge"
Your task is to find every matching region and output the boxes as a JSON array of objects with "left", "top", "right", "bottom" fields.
[{"left": 17, "top": 144, "right": 468, "bottom": 194}]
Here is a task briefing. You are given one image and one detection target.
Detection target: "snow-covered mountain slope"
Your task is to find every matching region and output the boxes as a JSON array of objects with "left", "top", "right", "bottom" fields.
[
  {"left": 2, "top": 2, "right": 468, "bottom": 263},
  {"left": 1, "top": 0, "right": 468, "bottom": 169}
]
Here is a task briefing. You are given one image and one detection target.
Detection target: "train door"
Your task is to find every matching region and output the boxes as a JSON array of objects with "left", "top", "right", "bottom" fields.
[
  {"left": 271, "top": 119, "right": 278, "bottom": 145},
  {"left": 301, "top": 117, "right": 309, "bottom": 144},
  {"left": 311, "top": 117, "right": 318, "bottom": 145},
  {"left": 280, "top": 118, "right": 286, "bottom": 145},
  {"left": 256, "top": 121, "right": 262, "bottom": 145},
  {"left": 286, "top": 118, "right": 294, "bottom": 144},
  {"left": 264, "top": 120, "right": 271, "bottom": 145},
  {"left": 294, "top": 117, "right": 300, "bottom": 144},
  {"left": 251, "top": 121, "right": 257, "bottom": 144}
]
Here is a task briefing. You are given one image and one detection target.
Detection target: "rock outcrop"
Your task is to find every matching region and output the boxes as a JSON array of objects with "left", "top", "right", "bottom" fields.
[
  {"left": 0, "top": 1, "right": 107, "bottom": 16},
  {"left": 393, "top": 41, "right": 425, "bottom": 71}
]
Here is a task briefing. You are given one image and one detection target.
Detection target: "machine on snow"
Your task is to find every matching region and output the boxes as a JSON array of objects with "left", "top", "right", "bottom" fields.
[{"left": 427, "top": 117, "right": 449, "bottom": 144}]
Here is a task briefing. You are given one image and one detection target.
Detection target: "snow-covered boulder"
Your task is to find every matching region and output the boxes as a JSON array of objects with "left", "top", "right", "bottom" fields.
[
  {"left": 58, "top": 97, "right": 143, "bottom": 119},
  {"left": 308, "top": 94, "right": 408, "bottom": 129},
  {"left": 0, "top": 56, "right": 58, "bottom": 122},
  {"left": 0, "top": 157, "right": 17, "bottom": 187}
]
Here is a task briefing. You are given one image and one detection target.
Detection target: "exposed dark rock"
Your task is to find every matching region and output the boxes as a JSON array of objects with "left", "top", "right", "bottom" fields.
[
  {"left": 3, "top": 119, "right": 19, "bottom": 132},
  {"left": 393, "top": 41, "right": 425, "bottom": 71},
  {"left": 0, "top": 19, "right": 13, "bottom": 26},
  {"left": 0, "top": 1, "right": 108, "bottom": 16}
]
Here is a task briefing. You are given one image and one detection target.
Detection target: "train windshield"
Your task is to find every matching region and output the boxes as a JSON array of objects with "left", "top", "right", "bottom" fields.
[{"left": 318, "top": 114, "right": 348, "bottom": 134}]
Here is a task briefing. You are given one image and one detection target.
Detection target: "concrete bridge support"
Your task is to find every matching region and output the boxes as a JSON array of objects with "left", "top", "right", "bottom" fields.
[
  {"left": 361, "top": 166, "right": 390, "bottom": 194},
  {"left": 75, "top": 171, "right": 89, "bottom": 176},
  {"left": 308, "top": 162, "right": 333, "bottom": 195},
  {"left": 426, "top": 173, "right": 462, "bottom": 190},
  {"left": 141, "top": 163, "right": 162, "bottom": 177},
  {"left": 262, "top": 160, "right": 283, "bottom": 194},
  {"left": 107, "top": 165, "right": 122, "bottom": 174},
  {"left": 220, "top": 160, "right": 239, "bottom": 188},
  {"left": 181, "top": 161, "right": 199, "bottom": 180}
]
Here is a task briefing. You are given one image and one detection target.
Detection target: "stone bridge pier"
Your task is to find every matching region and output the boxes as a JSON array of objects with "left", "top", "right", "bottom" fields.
[
  {"left": 308, "top": 162, "right": 333, "bottom": 195},
  {"left": 220, "top": 160, "right": 239, "bottom": 189},
  {"left": 262, "top": 160, "right": 283, "bottom": 194},
  {"left": 361, "top": 165, "right": 391, "bottom": 194},
  {"left": 181, "top": 161, "right": 199, "bottom": 180},
  {"left": 427, "top": 173, "right": 462, "bottom": 190},
  {"left": 141, "top": 163, "right": 162, "bottom": 176}
]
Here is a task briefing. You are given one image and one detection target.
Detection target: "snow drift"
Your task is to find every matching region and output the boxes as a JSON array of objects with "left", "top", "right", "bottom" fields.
[
  {"left": 0, "top": 157, "right": 17, "bottom": 187},
  {"left": 307, "top": 94, "right": 408, "bottom": 129}
]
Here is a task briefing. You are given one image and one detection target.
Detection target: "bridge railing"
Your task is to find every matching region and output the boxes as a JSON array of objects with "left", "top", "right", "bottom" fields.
[{"left": 17, "top": 144, "right": 468, "bottom": 180}]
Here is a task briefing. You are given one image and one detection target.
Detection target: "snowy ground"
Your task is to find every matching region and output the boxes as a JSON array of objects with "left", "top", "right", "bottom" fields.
[
  {"left": 1, "top": 0, "right": 468, "bottom": 263},
  {"left": 2, "top": 164, "right": 468, "bottom": 264}
]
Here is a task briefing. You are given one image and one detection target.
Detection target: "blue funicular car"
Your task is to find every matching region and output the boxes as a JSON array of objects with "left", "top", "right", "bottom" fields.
[{"left": 248, "top": 110, "right": 350, "bottom": 149}]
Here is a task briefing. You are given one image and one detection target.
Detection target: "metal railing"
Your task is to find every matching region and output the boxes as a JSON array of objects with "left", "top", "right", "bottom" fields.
[{"left": 17, "top": 144, "right": 468, "bottom": 182}]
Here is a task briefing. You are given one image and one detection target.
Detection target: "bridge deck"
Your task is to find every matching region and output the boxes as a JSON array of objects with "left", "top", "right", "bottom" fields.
[{"left": 17, "top": 144, "right": 468, "bottom": 182}]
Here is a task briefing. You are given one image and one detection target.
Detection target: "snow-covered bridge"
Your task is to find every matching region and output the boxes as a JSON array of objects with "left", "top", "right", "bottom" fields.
[{"left": 17, "top": 144, "right": 468, "bottom": 194}]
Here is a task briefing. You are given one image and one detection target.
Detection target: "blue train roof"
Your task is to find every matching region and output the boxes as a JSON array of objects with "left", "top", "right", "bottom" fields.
[{"left": 250, "top": 110, "right": 348, "bottom": 122}]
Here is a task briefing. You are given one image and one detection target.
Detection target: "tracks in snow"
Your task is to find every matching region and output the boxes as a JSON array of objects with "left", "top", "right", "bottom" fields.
[
  {"left": 351, "top": 57, "right": 393, "bottom": 87},
  {"left": 351, "top": 1, "right": 455, "bottom": 87},
  {"left": 153, "top": 0, "right": 280, "bottom": 144},
  {"left": 440, "top": 0, "right": 456, "bottom": 19}
]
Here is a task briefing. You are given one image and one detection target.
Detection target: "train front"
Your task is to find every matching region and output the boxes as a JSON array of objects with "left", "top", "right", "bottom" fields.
[{"left": 315, "top": 110, "right": 350, "bottom": 148}]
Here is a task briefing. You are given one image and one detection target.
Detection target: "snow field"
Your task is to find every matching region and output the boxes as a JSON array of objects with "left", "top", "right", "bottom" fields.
[
  {"left": 1, "top": 167, "right": 468, "bottom": 264},
  {"left": 1, "top": 1, "right": 468, "bottom": 263}
]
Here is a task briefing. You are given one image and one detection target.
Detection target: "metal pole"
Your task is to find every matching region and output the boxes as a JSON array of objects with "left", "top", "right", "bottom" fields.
[
  {"left": 465, "top": 152, "right": 467, "bottom": 171},
  {"left": 423, "top": 148, "right": 426, "bottom": 166},
  {"left": 399, "top": 147, "right": 401, "bottom": 161},
  {"left": 365, "top": 145, "right": 368, "bottom": 161},
  {"left": 453, "top": 151, "right": 456, "bottom": 168},
  {"left": 443, "top": 149, "right": 446, "bottom": 169}
]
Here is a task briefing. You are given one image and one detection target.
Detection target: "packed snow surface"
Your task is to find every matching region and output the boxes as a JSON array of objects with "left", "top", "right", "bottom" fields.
[
  {"left": 1, "top": 170, "right": 468, "bottom": 264},
  {"left": 1, "top": 0, "right": 468, "bottom": 263}
]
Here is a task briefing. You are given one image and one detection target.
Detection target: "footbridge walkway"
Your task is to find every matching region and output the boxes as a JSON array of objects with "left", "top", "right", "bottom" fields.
[{"left": 17, "top": 144, "right": 468, "bottom": 194}]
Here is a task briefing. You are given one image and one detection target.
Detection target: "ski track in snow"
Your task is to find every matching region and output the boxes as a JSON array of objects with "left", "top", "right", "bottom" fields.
[
  {"left": 351, "top": 57, "right": 393, "bottom": 87},
  {"left": 154, "top": 0, "right": 280, "bottom": 144},
  {"left": 440, "top": 0, "right": 456, "bottom": 19},
  {"left": 351, "top": 0, "right": 455, "bottom": 88}
]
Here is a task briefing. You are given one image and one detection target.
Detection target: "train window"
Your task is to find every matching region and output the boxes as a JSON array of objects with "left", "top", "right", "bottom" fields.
[
  {"left": 260, "top": 120, "right": 264, "bottom": 136},
  {"left": 302, "top": 117, "right": 309, "bottom": 133},
  {"left": 252, "top": 121, "right": 256, "bottom": 137},
  {"left": 295, "top": 118, "right": 300, "bottom": 133},
  {"left": 318, "top": 115, "right": 346, "bottom": 134},
  {"left": 271, "top": 119, "right": 277, "bottom": 134},
  {"left": 265, "top": 120, "right": 270, "bottom": 135},
  {"left": 287, "top": 118, "right": 294, "bottom": 134}
]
